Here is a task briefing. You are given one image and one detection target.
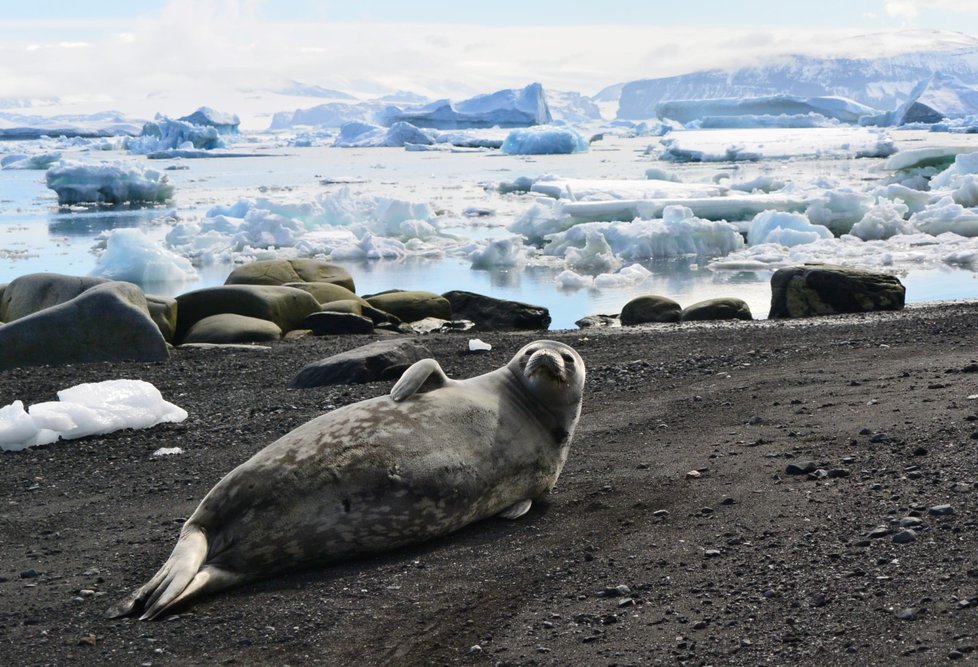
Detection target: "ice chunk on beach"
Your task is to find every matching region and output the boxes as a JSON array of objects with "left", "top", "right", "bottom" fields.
[
  {"left": 45, "top": 160, "right": 174, "bottom": 205},
  {"left": 501, "top": 126, "right": 588, "bottom": 155},
  {"left": 0, "top": 380, "right": 187, "bottom": 451},
  {"left": 658, "top": 127, "right": 897, "bottom": 162},
  {"left": 747, "top": 210, "right": 833, "bottom": 247},
  {"left": 91, "top": 228, "right": 198, "bottom": 284}
]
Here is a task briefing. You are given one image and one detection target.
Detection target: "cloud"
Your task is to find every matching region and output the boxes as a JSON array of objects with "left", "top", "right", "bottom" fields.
[{"left": 886, "top": 0, "right": 978, "bottom": 20}]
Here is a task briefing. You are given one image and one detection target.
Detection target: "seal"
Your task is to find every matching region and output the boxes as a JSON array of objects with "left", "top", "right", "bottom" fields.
[{"left": 107, "top": 340, "right": 585, "bottom": 620}]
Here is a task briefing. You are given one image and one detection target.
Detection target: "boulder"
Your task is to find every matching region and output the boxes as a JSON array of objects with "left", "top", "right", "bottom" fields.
[
  {"left": 0, "top": 273, "right": 109, "bottom": 322},
  {"left": 0, "top": 281, "right": 168, "bottom": 370},
  {"left": 441, "top": 290, "right": 551, "bottom": 330},
  {"left": 769, "top": 264, "right": 905, "bottom": 318},
  {"left": 681, "top": 297, "right": 753, "bottom": 322},
  {"left": 174, "top": 285, "right": 322, "bottom": 343},
  {"left": 291, "top": 339, "right": 432, "bottom": 389},
  {"left": 300, "top": 311, "right": 375, "bottom": 335},
  {"left": 321, "top": 299, "right": 365, "bottom": 316},
  {"left": 146, "top": 294, "right": 178, "bottom": 343},
  {"left": 182, "top": 313, "right": 282, "bottom": 344},
  {"left": 225, "top": 259, "right": 355, "bottom": 291},
  {"left": 365, "top": 290, "right": 452, "bottom": 323},
  {"left": 620, "top": 295, "right": 682, "bottom": 325},
  {"left": 284, "top": 281, "right": 365, "bottom": 305}
]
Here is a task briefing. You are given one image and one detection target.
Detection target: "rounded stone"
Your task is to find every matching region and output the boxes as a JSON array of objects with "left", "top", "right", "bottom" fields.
[{"left": 619, "top": 295, "right": 681, "bottom": 325}]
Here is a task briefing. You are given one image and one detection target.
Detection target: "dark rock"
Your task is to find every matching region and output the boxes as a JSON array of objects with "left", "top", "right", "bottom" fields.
[
  {"left": 619, "top": 295, "right": 681, "bottom": 325},
  {"left": 145, "top": 294, "right": 178, "bottom": 343},
  {"left": 0, "top": 281, "right": 168, "bottom": 370},
  {"left": 301, "top": 311, "right": 375, "bottom": 335},
  {"left": 283, "top": 281, "right": 364, "bottom": 305},
  {"left": 290, "top": 339, "right": 431, "bottom": 388},
  {"left": 768, "top": 264, "right": 905, "bottom": 318},
  {"left": 785, "top": 461, "right": 817, "bottom": 475},
  {"left": 182, "top": 313, "right": 282, "bottom": 344},
  {"left": 365, "top": 290, "right": 452, "bottom": 323},
  {"left": 894, "top": 608, "right": 916, "bottom": 621},
  {"left": 681, "top": 297, "right": 753, "bottom": 322},
  {"left": 225, "top": 258, "right": 355, "bottom": 291},
  {"left": 928, "top": 504, "right": 954, "bottom": 516},
  {"left": 892, "top": 529, "right": 917, "bottom": 544},
  {"left": 442, "top": 290, "right": 551, "bottom": 331},
  {"left": 174, "top": 285, "right": 322, "bottom": 343}
]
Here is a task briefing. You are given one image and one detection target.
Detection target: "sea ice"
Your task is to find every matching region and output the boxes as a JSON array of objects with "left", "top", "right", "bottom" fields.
[
  {"left": 1, "top": 152, "right": 61, "bottom": 170},
  {"left": 889, "top": 73, "right": 978, "bottom": 125},
  {"left": 126, "top": 115, "right": 224, "bottom": 154},
  {"left": 333, "top": 121, "right": 434, "bottom": 147},
  {"left": 0, "top": 380, "right": 187, "bottom": 452},
  {"left": 527, "top": 176, "right": 725, "bottom": 201},
  {"left": 91, "top": 228, "right": 198, "bottom": 284},
  {"left": 656, "top": 95, "right": 875, "bottom": 125},
  {"left": 45, "top": 160, "right": 175, "bottom": 205},
  {"left": 849, "top": 198, "right": 914, "bottom": 240},
  {"left": 469, "top": 236, "right": 528, "bottom": 269},
  {"left": 747, "top": 210, "right": 834, "bottom": 247},
  {"left": 382, "top": 83, "right": 551, "bottom": 130},
  {"left": 500, "top": 126, "right": 588, "bottom": 155}
]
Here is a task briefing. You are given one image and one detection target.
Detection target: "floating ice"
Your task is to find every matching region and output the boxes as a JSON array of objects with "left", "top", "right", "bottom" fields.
[
  {"left": 333, "top": 121, "right": 433, "bottom": 147},
  {"left": 909, "top": 196, "right": 978, "bottom": 236},
  {"left": 45, "top": 160, "right": 175, "bottom": 205},
  {"left": 0, "top": 380, "right": 187, "bottom": 451},
  {"left": 544, "top": 205, "right": 745, "bottom": 260},
  {"left": 747, "top": 210, "right": 833, "bottom": 247},
  {"left": 527, "top": 176, "right": 725, "bottom": 201},
  {"left": 564, "top": 230, "right": 622, "bottom": 273},
  {"left": 696, "top": 113, "right": 838, "bottom": 129},
  {"left": 126, "top": 116, "right": 224, "bottom": 154},
  {"left": 501, "top": 126, "right": 588, "bottom": 155},
  {"left": 883, "top": 146, "right": 973, "bottom": 171},
  {"left": 849, "top": 198, "right": 913, "bottom": 240},
  {"left": 658, "top": 127, "right": 897, "bottom": 162},
  {"left": 1, "top": 152, "right": 61, "bottom": 170},
  {"left": 383, "top": 83, "right": 551, "bottom": 129},
  {"left": 177, "top": 106, "right": 240, "bottom": 133},
  {"left": 469, "top": 235, "right": 527, "bottom": 269},
  {"left": 91, "top": 228, "right": 198, "bottom": 284},
  {"left": 889, "top": 73, "right": 978, "bottom": 126}
]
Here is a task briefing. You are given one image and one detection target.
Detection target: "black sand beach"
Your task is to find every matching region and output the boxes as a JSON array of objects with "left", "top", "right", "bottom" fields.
[{"left": 3, "top": 303, "right": 978, "bottom": 665}]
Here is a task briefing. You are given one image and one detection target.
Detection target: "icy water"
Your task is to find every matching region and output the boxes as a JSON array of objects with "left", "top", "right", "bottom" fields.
[{"left": 2, "top": 131, "right": 978, "bottom": 329}]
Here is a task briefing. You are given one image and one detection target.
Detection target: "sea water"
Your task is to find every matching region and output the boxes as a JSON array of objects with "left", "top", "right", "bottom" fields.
[{"left": 2, "top": 131, "right": 977, "bottom": 329}]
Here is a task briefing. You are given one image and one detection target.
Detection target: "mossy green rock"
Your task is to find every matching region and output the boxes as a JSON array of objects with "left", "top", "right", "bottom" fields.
[
  {"left": 174, "top": 285, "right": 322, "bottom": 343},
  {"left": 225, "top": 259, "right": 355, "bottom": 292},
  {"left": 0, "top": 273, "right": 109, "bottom": 322},
  {"left": 365, "top": 290, "right": 451, "bottom": 323},
  {"left": 183, "top": 313, "right": 282, "bottom": 344},
  {"left": 284, "top": 281, "right": 365, "bottom": 305},
  {"left": 769, "top": 265, "right": 905, "bottom": 318},
  {"left": 146, "top": 294, "right": 178, "bottom": 343}
]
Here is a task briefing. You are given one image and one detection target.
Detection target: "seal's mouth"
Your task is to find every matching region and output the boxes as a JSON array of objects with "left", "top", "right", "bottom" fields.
[{"left": 524, "top": 349, "right": 566, "bottom": 384}]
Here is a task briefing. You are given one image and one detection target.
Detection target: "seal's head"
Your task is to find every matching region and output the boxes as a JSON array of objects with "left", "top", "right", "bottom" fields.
[{"left": 510, "top": 340, "right": 585, "bottom": 412}]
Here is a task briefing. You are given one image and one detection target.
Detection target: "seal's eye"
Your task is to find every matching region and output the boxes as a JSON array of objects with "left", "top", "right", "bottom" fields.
[
  {"left": 560, "top": 353, "right": 575, "bottom": 364},
  {"left": 523, "top": 348, "right": 537, "bottom": 357}
]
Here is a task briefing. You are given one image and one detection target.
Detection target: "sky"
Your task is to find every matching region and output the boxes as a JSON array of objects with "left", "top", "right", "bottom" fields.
[{"left": 1, "top": 0, "right": 977, "bottom": 127}]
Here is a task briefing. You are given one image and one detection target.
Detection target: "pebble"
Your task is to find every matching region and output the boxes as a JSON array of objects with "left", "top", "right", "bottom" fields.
[
  {"left": 686, "top": 470, "right": 702, "bottom": 479},
  {"left": 892, "top": 530, "right": 916, "bottom": 544},
  {"left": 786, "top": 461, "right": 817, "bottom": 475},
  {"left": 899, "top": 516, "right": 924, "bottom": 527},
  {"left": 827, "top": 468, "right": 851, "bottom": 478},
  {"left": 704, "top": 549, "right": 722, "bottom": 558},
  {"left": 19, "top": 569, "right": 38, "bottom": 579},
  {"left": 929, "top": 504, "right": 954, "bottom": 516},
  {"left": 652, "top": 510, "right": 669, "bottom": 518},
  {"left": 467, "top": 645, "right": 482, "bottom": 655},
  {"left": 867, "top": 526, "right": 890, "bottom": 539},
  {"left": 894, "top": 608, "right": 916, "bottom": 621},
  {"left": 720, "top": 497, "right": 736, "bottom": 505},
  {"left": 870, "top": 433, "right": 890, "bottom": 443}
]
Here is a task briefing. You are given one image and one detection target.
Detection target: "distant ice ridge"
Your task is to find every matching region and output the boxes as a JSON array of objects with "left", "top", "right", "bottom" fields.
[
  {"left": 91, "top": 228, "right": 198, "bottom": 284},
  {"left": 885, "top": 73, "right": 978, "bottom": 126},
  {"left": 657, "top": 95, "right": 876, "bottom": 125},
  {"left": 382, "top": 83, "right": 552, "bottom": 129},
  {"left": 165, "top": 188, "right": 447, "bottom": 265},
  {"left": 45, "top": 160, "right": 174, "bottom": 205},
  {"left": 658, "top": 127, "right": 897, "bottom": 162},
  {"left": 0, "top": 380, "right": 187, "bottom": 451}
]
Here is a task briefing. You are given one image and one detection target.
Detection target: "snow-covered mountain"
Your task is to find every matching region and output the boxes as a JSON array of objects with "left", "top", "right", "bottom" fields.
[{"left": 617, "top": 31, "right": 978, "bottom": 119}]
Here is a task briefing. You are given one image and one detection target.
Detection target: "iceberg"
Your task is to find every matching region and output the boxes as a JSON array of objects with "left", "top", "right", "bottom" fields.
[
  {"left": 501, "top": 126, "right": 588, "bottom": 155},
  {"left": 656, "top": 95, "right": 876, "bottom": 125},
  {"left": 91, "top": 228, "right": 198, "bottom": 284},
  {"left": 177, "top": 106, "right": 240, "bottom": 133},
  {"left": 469, "top": 236, "right": 528, "bottom": 269},
  {"left": 126, "top": 115, "right": 224, "bottom": 154},
  {"left": 382, "top": 83, "right": 552, "bottom": 130},
  {"left": 0, "top": 380, "right": 187, "bottom": 451},
  {"left": 269, "top": 102, "right": 376, "bottom": 130},
  {"left": 889, "top": 73, "right": 978, "bottom": 126},
  {"left": 0, "top": 110, "right": 142, "bottom": 139},
  {"left": 45, "top": 160, "right": 175, "bottom": 206},
  {"left": 1, "top": 152, "right": 61, "bottom": 170},
  {"left": 333, "top": 121, "right": 434, "bottom": 148}
]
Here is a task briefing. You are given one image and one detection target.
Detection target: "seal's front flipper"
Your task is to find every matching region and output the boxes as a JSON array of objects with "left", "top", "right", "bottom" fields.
[
  {"left": 498, "top": 499, "right": 532, "bottom": 519},
  {"left": 390, "top": 358, "right": 452, "bottom": 401}
]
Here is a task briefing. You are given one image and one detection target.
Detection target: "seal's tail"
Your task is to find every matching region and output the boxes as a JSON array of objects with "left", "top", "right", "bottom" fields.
[{"left": 105, "top": 525, "right": 240, "bottom": 620}]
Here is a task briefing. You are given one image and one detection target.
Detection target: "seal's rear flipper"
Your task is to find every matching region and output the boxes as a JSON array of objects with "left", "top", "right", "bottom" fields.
[
  {"left": 390, "top": 358, "right": 453, "bottom": 401},
  {"left": 498, "top": 499, "right": 532, "bottom": 519},
  {"left": 105, "top": 524, "right": 237, "bottom": 621}
]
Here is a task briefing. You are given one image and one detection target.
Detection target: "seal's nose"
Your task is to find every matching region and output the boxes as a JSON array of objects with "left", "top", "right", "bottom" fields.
[{"left": 525, "top": 349, "right": 565, "bottom": 383}]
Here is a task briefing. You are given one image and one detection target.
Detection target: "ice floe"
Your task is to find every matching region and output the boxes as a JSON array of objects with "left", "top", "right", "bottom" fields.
[
  {"left": 658, "top": 127, "right": 897, "bottom": 162},
  {"left": 45, "top": 160, "right": 175, "bottom": 205},
  {"left": 501, "top": 126, "right": 588, "bottom": 155},
  {"left": 657, "top": 95, "right": 876, "bottom": 125},
  {"left": 90, "top": 228, "right": 198, "bottom": 284}
]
